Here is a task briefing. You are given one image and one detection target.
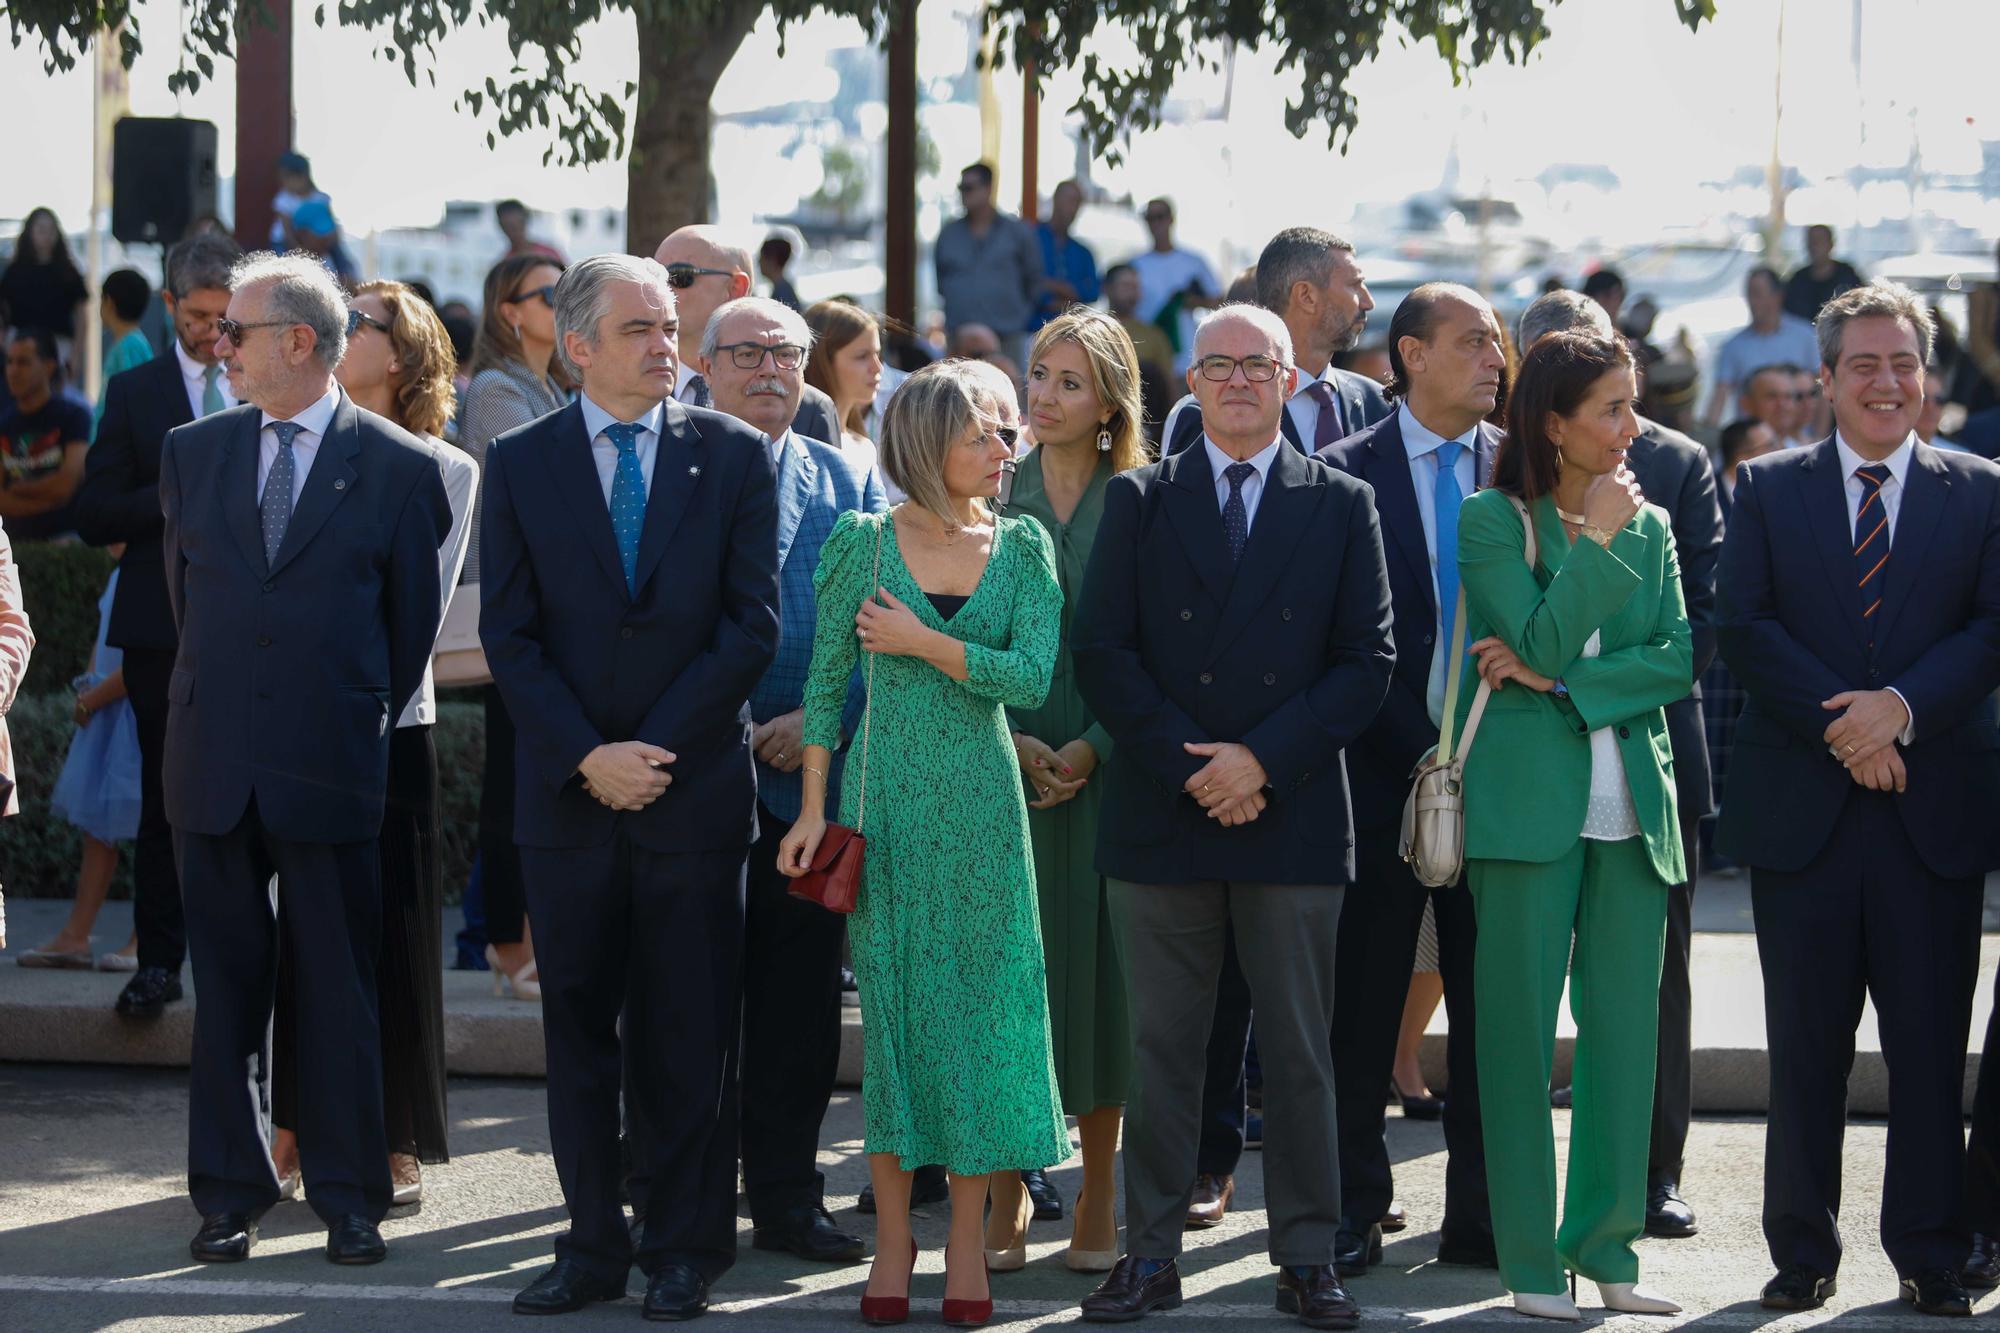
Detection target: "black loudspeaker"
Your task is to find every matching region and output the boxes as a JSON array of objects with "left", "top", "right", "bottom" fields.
[{"left": 112, "top": 117, "right": 219, "bottom": 245}]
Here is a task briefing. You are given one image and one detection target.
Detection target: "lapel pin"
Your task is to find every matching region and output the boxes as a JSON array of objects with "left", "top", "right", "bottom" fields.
[{"left": 689, "top": 465, "right": 702, "bottom": 477}]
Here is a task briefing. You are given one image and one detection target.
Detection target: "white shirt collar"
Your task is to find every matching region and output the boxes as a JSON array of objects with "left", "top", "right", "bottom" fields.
[
  {"left": 1397, "top": 401, "right": 1481, "bottom": 462},
  {"left": 580, "top": 393, "right": 666, "bottom": 443},
  {"left": 263, "top": 382, "right": 340, "bottom": 438},
  {"left": 1833, "top": 430, "right": 1916, "bottom": 488},
  {"left": 1289, "top": 362, "right": 1325, "bottom": 401},
  {"left": 175, "top": 339, "right": 217, "bottom": 385},
  {"left": 1203, "top": 434, "right": 1283, "bottom": 484}
]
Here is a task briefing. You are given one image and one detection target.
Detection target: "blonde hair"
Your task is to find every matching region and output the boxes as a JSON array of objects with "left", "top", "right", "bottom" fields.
[
  {"left": 1028, "top": 306, "right": 1150, "bottom": 473},
  {"left": 353, "top": 280, "right": 458, "bottom": 438},
  {"left": 877, "top": 361, "right": 1002, "bottom": 527}
]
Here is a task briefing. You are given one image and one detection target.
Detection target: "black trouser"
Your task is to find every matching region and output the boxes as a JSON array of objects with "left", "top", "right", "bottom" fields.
[
  {"left": 1196, "top": 923, "right": 1253, "bottom": 1178},
  {"left": 123, "top": 646, "right": 184, "bottom": 972},
  {"left": 1329, "top": 826, "right": 1490, "bottom": 1239},
  {"left": 1752, "top": 791, "right": 1981, "bottom": 1277},
  {"left": 739, "top": 804, "right": 849, "bottom": 1223},
  {"left": 1647, "top": 815, "right": 1700, "bottom": 1187},
  {"left": 1967, "top": 977, "right": 2000, "bottom": 1235},
  {"left": 524, "top": 837, "right": 746, "bottom": 1285},
  {"left": 479, "top": 685, "right": 528, "bottom": 945},
  {"left": 178, "top": 804, "right": 390, "bottom": 1226}
]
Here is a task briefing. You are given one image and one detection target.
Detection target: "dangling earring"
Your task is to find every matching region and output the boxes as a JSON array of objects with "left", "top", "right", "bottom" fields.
[
  {"left": 511, "top": 321, "right": 522, "bottom": 344},
  {"left": 1096, "top": 426, "right": 1112, "bottom": 453}
]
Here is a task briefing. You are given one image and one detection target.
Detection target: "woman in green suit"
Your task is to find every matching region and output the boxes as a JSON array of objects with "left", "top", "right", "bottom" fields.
[{"left": 1454, "top": 332, "right": 1693, "bottom": 1320}]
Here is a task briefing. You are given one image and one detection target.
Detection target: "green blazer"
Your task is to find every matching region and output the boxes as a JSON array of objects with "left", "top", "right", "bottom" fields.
[{"left": 1452, "top": 490, "right": 1693, "bottom": 883}]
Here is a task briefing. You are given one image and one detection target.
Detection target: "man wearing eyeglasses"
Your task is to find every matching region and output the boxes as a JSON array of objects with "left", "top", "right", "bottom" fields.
[
  {"left": 935, "top": 161, "right": 1042, "bottom": 368},
  {"left": 694, "top": 294, "right": 885, "bottom": 1266},
  {"left": 1072, "top": 304, "right": 1395, "bottom": 1328},
  {"left": 654, "top": 224, "right": 844, "bottom": 444}
]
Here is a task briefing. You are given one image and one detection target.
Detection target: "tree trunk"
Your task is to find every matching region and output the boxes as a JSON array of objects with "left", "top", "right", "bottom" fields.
[{"left": 625, "top": 1, "right": 764, "bottom": 255}]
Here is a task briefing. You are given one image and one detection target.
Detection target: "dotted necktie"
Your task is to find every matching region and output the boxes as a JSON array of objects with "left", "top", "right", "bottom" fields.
[
  {"left": 682, "top": 372, "right": 712, "bottom": 409},
  {"left": 260, "top": 421, "right": 300, "bottom": 565},
  {"left": 605, "top": 422, "right": 647, "bottom": 596},
  {"left": 201, "top": 363, "right": 226, "bottom": 416},
  {"left": 1854, "top": 463, "right": 1892, "bottom": 646},
  {"left": 1308, "top": 379, "right": 1345, "bottom": 451},
  {"left": 1221, "top": 461, "right": 1256, "bottom": 564}
]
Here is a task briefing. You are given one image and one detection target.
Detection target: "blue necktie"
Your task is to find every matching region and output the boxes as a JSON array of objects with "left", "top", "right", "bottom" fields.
[
  {"left": 1854, "top": 463, "right": 1891, "bottom": 647},
  {"left": 261, "top": 421, "right": 300, "bottom": 566},
  {"left": 1220, "top": 462, "right": 1256, "bottom": 564},
  {"left": 605, "top": 422, "right": 647, "bottom": 596},
  {"left": 1428, "top": 440, "right": 1467, "bottom": 722}
]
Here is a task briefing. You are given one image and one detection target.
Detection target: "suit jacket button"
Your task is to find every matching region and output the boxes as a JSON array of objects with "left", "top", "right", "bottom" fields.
[
  {"left": 1180, "top": 609, "right": 1193, "bottom": 620},
  {"left": 1281, "top": 608, "right": 1293, "bottom": 620},
  {"left": 1263, "top": 672, "right": 1276, "bottom": 685},
  {"left": 262, "top": 583, "right": 274, "bottom": 593},
  {"left": 1617, "top": 725, "right": 1630, "bottom": 739},
  {"left": 1199, "top": 672, "right": 1213, "bottom": 685},
  {"left": 1424, "top": 631, "right": 1435, "bottom": 646},
  {"left": 620, "top": 626, "right": 635, "bottom": 640},
  {"left": 257, "top": 635, "right": 271, "bottom": 647}
]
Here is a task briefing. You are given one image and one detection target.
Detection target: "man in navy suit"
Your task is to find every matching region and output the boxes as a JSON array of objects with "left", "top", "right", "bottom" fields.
[
  {"left": 481, "top": 255, "right": 779, "bottom": 1320},
  {"left": 163, "top": 252, "right": 450, "bottom": 1267},
  {"left": 1317, "top": 282, "right": 1505, "bottom": 1276},
  {"left": 1073, "top": 304, "right": 1394, "bottom": 1327},
  {"left": 1718, "top": 282, "right": 2000, "bottom": 1317},
  {"left": 697, "top": 294, "right": 884, "bottom": 1265},
  {"left": 74, "top": 231, "right": 242, "bottom": 1020}
]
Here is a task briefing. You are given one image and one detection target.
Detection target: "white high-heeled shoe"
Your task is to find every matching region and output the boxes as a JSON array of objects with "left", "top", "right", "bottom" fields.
[
  {"left": 486, "top": 945, "right": 541, "bottom": 1000},
  {"left": 1596, "top": 1281, "right": 1682, "bottom": 1314},
  {"left": 1511, "top": 1291, "right": 1582, "bottom": 1321}
]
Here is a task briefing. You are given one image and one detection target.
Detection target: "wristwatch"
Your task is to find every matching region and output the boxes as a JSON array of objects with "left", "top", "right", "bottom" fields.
[{"left": 1551, "top": 678, "right": 1570, "bottom": 700}]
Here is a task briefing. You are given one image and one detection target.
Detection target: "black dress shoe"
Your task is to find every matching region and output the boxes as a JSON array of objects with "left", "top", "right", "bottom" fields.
[
  {"left": 1081, "top": 1256, "right": 1182, "bottom": 1323},
  {"left": 643, "top": 1263, "right": 709, "bottom": 1322},
  {"left": 325, "top": 1214, "right": 387, "bottom": 1265},
  {"left": 1902, "top": 1268, "right": 1974, "bottom": 1317},
  {"left": 1644, "top": 1180, "right": 1697, "bottom": 1237},
  {"left": 1964, "top": 1233, "right": 2000, "bottom": 1290},
  {"left": 1276, "top": 1264, "right": 1361, "bottom": 1330},
  {"left": 116, "top": 966, "right": 183, "bottom": 1018},
  {"left": 1549, "top": 1085, "right": 1572, "bottom": 1109},
  {"left": 1390, "top": 1079, "right": 1444, "bottom": 1121},
  {"left": 857, "top": 1164, "right": 949, "bottom": 1215},
  {"left": 190, "top": 1212, "right": 256, "bottom": 1263},
  {"left": 1024, "top": 1168, "right": 1064, "bottom": 1220},
  {"left": 1333, "top": 1220, "right": 1382, "bottom": 1276},
  {"left": 751, "top": 1202, "right": 865, "bottom": 1263},
  {"left": 1435, "top": 1231, "right": 1499, "bottom": 1269},
  {"left": 1761, "top": 1264, "right": 1837, "bottom": 1310},
  {"left": 513, "top": 1259, "right": 628, "bottom": 1315}
]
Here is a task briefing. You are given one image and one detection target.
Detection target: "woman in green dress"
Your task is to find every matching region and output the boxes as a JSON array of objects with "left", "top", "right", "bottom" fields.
[
  {"left": 780, "top": 360, "right": 1071, "bottom": 1328},
  {"left": 983, "top": 308, "right": 1148, "bottom": 1274}
]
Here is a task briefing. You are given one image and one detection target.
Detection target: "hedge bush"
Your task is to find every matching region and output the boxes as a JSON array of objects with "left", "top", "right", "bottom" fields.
[
  {"left": 2, "top": 696, "right": 486, "bottom": 901},
  {"left": 14, "top": 542, "right": 117, "bottom": 698}
]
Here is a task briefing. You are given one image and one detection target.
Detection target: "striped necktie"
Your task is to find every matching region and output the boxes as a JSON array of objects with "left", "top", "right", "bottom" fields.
[{"left": 1853, "top": 463, "right": 1892, "bottom": 646}]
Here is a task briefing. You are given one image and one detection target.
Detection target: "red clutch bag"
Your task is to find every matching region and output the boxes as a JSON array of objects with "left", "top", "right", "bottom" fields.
[{"left": 786, "top": 517, "right": 881, "bottom": 916}]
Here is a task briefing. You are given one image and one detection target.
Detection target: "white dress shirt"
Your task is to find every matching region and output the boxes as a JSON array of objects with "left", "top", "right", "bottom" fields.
[
  {"left": 1397, "top": 404, "right": 1482, "bottom": 723},
  {"left": 1202, "top": 435, "right": 1283, "bottom": 532},
  {"left": 405, "top": 437, "right": 479, "bottom": 729},
  {"left": 1286, "top": 364, "right": 1337, "bottom": 448},
  {"left": 580, "top": 394, "right": 664, "bottom": 503},
  {"left": 256, "top": 383, "right": 340, "bottom": 509},
  {"left": 176, "top": 339, "right": 237, "bottom": 419},
  {"left": 1835, "top": 429, "right": 1919, "bottom": 744}
]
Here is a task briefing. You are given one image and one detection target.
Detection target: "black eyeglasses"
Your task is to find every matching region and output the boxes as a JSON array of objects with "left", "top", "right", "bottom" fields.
[
  {"left": 216, "top": 318, "right": 289, "bottom": 345},
  {"left": 715, "top": 341, "right": 806, "bottom": 371},
  {"left": 666, "top": 265, "right": 734, "bottom": 290},
  {"left": 1195, "top": 354, "right": 1281, "bottom": 383},
  {"left": 346, "top": 308, "right": 392, "bottom": 337},
  {"left": 508, "top": 284, "right": 557, "bottom": 308}
]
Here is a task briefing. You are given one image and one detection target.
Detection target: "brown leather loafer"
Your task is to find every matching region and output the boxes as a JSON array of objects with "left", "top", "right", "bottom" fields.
[
  {"left": 1276, "top": 1264, "right": 1361, "bottom": 1329},
  {"left": 1185, "top": 1173, "right": 1233, "bottom": 1229},
  {"left": 1081, "top": 1256, "right": 1182, "bottom": 1323}
]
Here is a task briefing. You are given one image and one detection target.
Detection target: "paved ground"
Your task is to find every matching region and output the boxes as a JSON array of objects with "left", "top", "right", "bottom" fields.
[{"left": 0, "top": 1063, "right": 1990, "bottom": 1331}]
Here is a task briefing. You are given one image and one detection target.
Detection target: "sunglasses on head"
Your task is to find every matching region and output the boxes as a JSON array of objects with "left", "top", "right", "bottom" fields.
[{"left": 666, "top": 264, "right": 734, "bottom": 290}]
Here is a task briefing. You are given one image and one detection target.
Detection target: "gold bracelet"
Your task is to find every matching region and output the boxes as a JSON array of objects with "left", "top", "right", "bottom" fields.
[
  {"left": 1580, "top": 524, "right": 1615, "bottom": 548},
  {"left": 803, "top": 765, "right": 828, "bottom": 783}
]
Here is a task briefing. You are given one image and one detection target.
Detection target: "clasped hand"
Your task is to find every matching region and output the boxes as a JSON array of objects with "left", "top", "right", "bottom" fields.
[
  {"left": 1822, "top": 689, "right": 1910, "bottom": 792},
  {"left": 579, "top": 741, "right": 676, "bottom": 811},
  {"left": 1014, "top": 733, "right": 1098, "bottom": 809},
  {"left": 1184, "top": 741, "right": 1268, "bottom": 827}
]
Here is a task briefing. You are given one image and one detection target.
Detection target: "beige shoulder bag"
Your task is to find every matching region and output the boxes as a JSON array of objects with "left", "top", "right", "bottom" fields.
[{"left": 1400, "top": 495, "right": 1535, "bottom": 887}]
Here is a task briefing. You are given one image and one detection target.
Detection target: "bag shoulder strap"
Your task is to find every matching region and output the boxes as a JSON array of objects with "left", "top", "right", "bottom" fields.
[
  {"left": 853, "top": 516, "right": 883, "bottom": 833},
  {"left": 1438, "top": 492, "right": 1537, "bottom": 767}
]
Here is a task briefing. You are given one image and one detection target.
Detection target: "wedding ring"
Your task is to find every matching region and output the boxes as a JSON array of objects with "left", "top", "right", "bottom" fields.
[
  {"left": 775, "top": 752, "right": 786, "bottom": 763},
  {"left": 1843, "top": 743, "right": 1856, "bottom": 757}
]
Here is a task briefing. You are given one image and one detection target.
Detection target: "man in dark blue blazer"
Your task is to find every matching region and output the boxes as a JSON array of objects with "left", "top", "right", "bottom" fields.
[
  {"left": 1317, "top": 282, "right": 1506, "bottom": 1276},
  {"left": 162, "top": 253, "right": 450, "bottom": 1267},
  {"left": 1718, "top": 284, "right": 2000, "bottom": 1317},
  {"left": 1073, "top": 305, "right": 1394, "bottom": 1327},
  {"left": 481, "top": 256, "right": 779, "bottom": 1321},
  {"left": 73, "top": 231, "right": 243, "bottom": 1020}
]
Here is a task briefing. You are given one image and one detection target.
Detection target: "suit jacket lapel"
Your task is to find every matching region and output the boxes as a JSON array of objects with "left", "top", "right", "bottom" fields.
[
  {"left": 1208, "top": 444, "right": 1318, "bottom": 663},
  {"left": 546, "top": 401, "right": 629, "bottom": 593},
  {"left": 267, "top": 394, "right": 360, "bottom": 577},
  {"left": 1365, "top": 416, "right": 1434, "bottom": 623},
  {"left": 1159, "top": 443, "right": 1235, "bottom": 609},
  {"left": 220, "top": 410, "right": 266, "bottom": 576},
  {"left": 157, "top": 355, "right": 195, "bottom": 430},
  {"left": 1279, "top": 404, "right": 1305, "bottom": 453},
  {"left": 1798, "top": 438, "right": 1871, "bottom": 657},
  {"left": 774, "top": 433, "right": 815, "bottom": 572},
  {"left": 1872, "top": 444, "right": 1950, "bottom": 647},
  {"left": 632, "top": 400, "right": 706, "bottom": 596}
]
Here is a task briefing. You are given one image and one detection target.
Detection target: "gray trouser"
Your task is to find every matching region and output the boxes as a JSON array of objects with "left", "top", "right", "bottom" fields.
[{"left": 1110, "top": 878, "right": 1346, "bottom": 1265}]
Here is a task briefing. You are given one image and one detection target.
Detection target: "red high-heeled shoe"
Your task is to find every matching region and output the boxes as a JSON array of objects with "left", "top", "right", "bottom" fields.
[
  {"left": 941, "top": 1243, "right": 993, "bottom": 1329},
  {"left": 860, "top": 1238, "right": 918, "bottom": 1326}
]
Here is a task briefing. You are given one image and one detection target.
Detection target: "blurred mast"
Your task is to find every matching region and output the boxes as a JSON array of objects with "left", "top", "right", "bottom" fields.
[{"left": 1763, "top": 0, "right": 1787, "bottom": 260}]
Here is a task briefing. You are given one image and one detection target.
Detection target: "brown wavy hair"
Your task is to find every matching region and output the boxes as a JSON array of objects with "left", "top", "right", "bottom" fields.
[
  {"left": 1493, "top": 332, "right": 1635, "bottom": 503},
  {"left": 803, "top": 299, "right": 879, "bottom": 435},
  {"left": 468, "top": 253, "right": 572, "bottom": 390},
  {"left": 1028, "top": 306, "right": 1151, "bottom": 473},
  {"left": 352, "top": 280, "right": 457, "bottom": 438}
]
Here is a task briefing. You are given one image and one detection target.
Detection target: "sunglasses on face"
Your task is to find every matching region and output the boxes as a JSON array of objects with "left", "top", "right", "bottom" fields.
[
  {"left": 346, "top": 308, "right": 392, "bottom": 337},
  {"left": 715, "top": 341, "right": 806, "bottom": 371},
  {"left": 215, "top": 318, "right": 289, "bottom": 345},
  {"left": 666, "top": 265, "right": 734, "bottom": 289},
  {"left": 508, "top": 284, "right": 557, "bottom": 308}
]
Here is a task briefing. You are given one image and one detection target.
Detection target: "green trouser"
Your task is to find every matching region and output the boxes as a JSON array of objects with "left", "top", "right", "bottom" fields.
[{"left": 1468, "top": 836, "right": 1668, "bottom": 1295}]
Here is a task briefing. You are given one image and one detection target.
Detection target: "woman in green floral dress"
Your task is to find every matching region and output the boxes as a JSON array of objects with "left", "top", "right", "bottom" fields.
[{"left": 780, "top": 361, "right": 1070, "bottom": 1325}]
